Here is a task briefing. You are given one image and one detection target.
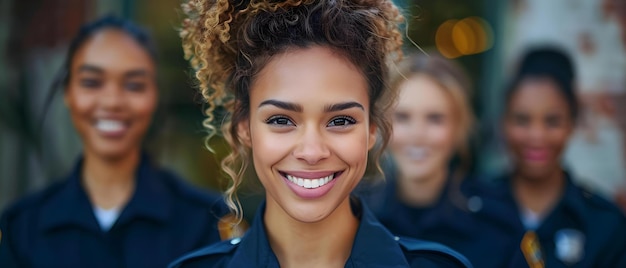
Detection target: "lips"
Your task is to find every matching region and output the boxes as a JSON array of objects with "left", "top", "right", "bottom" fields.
[
  {"left": 522, "top": 148, "right": 550, "bottom": 162},
  {"left": 280, "top": 170, "right": 342, "bottom": 199},
  {"left": 404, "top": 146, "right": 429, "bottom": 161},
  {"left": 94, "top": 119, "right": 128, "bottom": 137},
  {"left": 285, "top": 173, "right": 335, "bottom": 189}
]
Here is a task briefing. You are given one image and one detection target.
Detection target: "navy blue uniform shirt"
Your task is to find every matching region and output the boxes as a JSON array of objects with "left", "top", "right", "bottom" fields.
[
  {"left": 356, "top": 171, "right": 516, "bottom": 268},
  {"left": 472, "top": 172, "right": 626, "bottom": 267},
  {"left": 168, "top": 197, "right": 472, "bottom": 268},
  {"left": 0, "top": 154, "right": 229, "bottom": 268}
]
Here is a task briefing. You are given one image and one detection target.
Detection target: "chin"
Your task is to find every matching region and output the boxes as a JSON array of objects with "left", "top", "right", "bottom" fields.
[
  {"left": 284, "top": 201, "right": 335, "bottom": 223},
  {"left": 91, "top": 145, "right": 137, "bottom": 161},
  {"left": 518, "top": 165, "right": 559, "bottom": 181}
]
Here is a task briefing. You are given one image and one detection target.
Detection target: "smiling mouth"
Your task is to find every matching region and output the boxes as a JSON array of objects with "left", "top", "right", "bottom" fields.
[
  {"left": 405, "top": 146, "right": 429, "bottom": 161},
  {"left": 281, "top": 171, "right": 341, "bottom": 189},
  {"left": 95, "top": 119, "right": 127, "bottom": 132}
]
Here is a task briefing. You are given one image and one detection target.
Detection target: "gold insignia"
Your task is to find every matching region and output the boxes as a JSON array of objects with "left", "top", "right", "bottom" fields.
[
  {"left": 521, "top": 231, "right": 544, "bottom": 268},
  {"left": 218, "top": 213, "right": 249, "bottom": 240}
]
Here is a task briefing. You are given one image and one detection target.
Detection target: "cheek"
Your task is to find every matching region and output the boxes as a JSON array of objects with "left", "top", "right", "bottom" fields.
[
  {"left": 391, "top": 123, "right": 413, "bottom": 146},
  {"left": 329, "top": 131, "right": 370, "bottom": 165},
  {"left": 550, "top": 128, "right": 572, "bottom": 150},
  {"left": 249, "top": 125, "right": 292, "bottom": 169},
  {"left": 130, "top": 94, "right": 157, "bottom": 119},
  {"left": 66, "top": 92, "right": 94, "bottom": 118},
  {"left": 432, "top": 125, "right": 456, "bottom": 155},
  {"left": 504, "top": 124, "right": 524, "bottom": 148}
]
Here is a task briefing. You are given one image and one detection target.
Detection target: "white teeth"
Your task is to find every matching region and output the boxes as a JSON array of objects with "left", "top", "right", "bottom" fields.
[
  {"left": 286, "top": 174, "right": 335, "bottom": 189},
  {"left": 96, "top": 119, "right": 125, "bottom": 132},
  {"left": 406, "top": 146, "right": 428, "bottom": 161}
]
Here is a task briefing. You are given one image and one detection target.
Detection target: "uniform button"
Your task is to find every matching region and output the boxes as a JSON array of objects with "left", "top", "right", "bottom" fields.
[
  {"left": 467, "top": 196, "right": 483, "bottom": 212},
  {"left": 394, "top": 236, "right": 400, "bottom": 241},
  {"left": 230, "top": 237, "right": 241, "bottom": 245}
]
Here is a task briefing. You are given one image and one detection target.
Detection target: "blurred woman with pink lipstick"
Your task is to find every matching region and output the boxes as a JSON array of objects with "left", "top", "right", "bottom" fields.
[
  {"left": 168, "top": 0, "right": 471, "bottom": 267},
  {"left": 0, "top": 16, "right": 229, "bottom": 268},
  {"left": 473, "top": 47, "right": 626, "bottom": 267}
]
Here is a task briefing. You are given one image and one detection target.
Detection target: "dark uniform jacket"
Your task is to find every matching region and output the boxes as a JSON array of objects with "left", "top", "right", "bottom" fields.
[
  {"left": 356, "top": 169, "right": 515, "bottom": 268},
  {"left": 0, "top": 154, "right": 228, "bottom": 268},
  {"left": 168, "top": 197, "right": 473, "bottom": 268},
  {"left": 474, "top": 172, "right": 626, "bottom": 267}
]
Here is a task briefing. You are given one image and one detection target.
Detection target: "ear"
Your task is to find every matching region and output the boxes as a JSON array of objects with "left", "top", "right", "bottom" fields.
[
  {"left": 237, "top": 118, "right": 252, "bottom": 147},
  {"left": 368, "top": 122, "right": 377, "bottom": 150}
]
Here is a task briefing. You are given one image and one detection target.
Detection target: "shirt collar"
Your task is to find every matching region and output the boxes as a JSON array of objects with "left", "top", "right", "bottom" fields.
[
  {"left": 489, "top": 171, "right": 588, "bottom": 232},
  {"left": 39, "top": 153, "right": 171, "bottom": 232},
  {"left": 537, "top": 172, "right": 589, "bottom": 234},
  {"left": 230, "top": 197, "right": 408, "bottom": 267}
]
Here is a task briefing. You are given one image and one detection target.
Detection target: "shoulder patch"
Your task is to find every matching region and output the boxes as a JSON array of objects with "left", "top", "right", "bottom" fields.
[
  {"left": 168, "top": 239, "right": 239, "bottom": 268},
  {"left": 397, "top": 236, "right": 473, "bottom": 268}
]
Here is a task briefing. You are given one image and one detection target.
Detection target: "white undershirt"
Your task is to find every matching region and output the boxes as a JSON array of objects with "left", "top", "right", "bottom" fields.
[
  {"left": 521, "top": 208, "right": 542, "bottom": 230},
  {"left": 93, "top": 206, "right": 122, "bottom": 231}
]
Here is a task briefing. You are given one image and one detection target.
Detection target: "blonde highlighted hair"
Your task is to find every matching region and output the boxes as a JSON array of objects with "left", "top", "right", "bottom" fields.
[
  {"left": 390, "top": 52, "right": 475, "bottom": 208},
  {"left": 180, "top": 0, "right": 404, "bottom": 220}
]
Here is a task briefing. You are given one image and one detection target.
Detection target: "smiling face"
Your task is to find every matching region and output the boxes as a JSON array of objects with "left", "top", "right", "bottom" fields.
[
  {"left": 64, "top": 29, "right": 157, "bottom": 161},
  {"left": 240, "top": 46, "right": 375, "bottom": 223},
  {"left": 504, "top": 78, "right": 574, "bottom": 180},
  {"left": 390, "top": 75, "right": 457, "bottom": 184}
]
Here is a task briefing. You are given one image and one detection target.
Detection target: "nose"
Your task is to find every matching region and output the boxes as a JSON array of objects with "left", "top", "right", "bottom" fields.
[
  {"left": 100, "top": 83, "right": 125, "bottom": 110},
  {"left": 292, "top": 126, "right": 331, "bottom": 165},
  {"left": 410, "top": 119, "right": 426, "bottom": 139},
  {"left": 528, "top": 122, "right": 548, "bottom": 142}
]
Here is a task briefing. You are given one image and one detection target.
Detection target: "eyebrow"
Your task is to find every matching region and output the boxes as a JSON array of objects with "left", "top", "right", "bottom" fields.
[
  {"left": 78, "top": 64, "right": 103, "bottom": 74},
  {"left": 77, "top": 64, "right": 150, "bottom": 79},
  {"left": 259, "top": 100, "right": 303, "bottom": 112},
  {"left": 258, "top": 100, "right": 364, "bottom": 113},
  {"left": 324, "top": 101, "right": 364, "bottom": 112},
  {"left": 124, "top": 70, "right": 149, "bottom": 79}
]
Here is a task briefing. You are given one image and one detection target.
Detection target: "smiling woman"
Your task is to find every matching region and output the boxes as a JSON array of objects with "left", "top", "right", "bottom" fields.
[
  {"left": 0, "top": 16, "right": 230, "bottom": 268},
  {"left": 169, "top": 0, "right": 472, "bottom": 267}
]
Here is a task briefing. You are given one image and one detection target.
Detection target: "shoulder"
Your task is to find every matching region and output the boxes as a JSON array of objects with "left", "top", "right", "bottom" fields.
[
  {"left": 168, "top": 238, "right": 241, "bottom": 268},
  {"left": 156, "top": 168, "right": 228, "bottom": 214},
  {"left": 398, "top": 237, "right": 473, "bottom": 268},
  {"left": 1, "top": 181, "right": 66, "bottom": 225},
  {"left": 571, "top": 183, "right": 626, "bottom": 228},
  {"left": 574, "top": 183, "right": 622, "bottom": 212}
]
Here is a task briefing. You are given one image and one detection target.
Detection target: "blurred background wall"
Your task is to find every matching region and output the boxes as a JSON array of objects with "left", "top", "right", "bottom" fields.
[{"left": 1, "top": 0, "right": 625, "bottom": 211}]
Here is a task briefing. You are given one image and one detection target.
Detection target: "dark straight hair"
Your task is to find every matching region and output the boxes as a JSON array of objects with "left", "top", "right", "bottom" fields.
[
  {"left": 40, "top": 15, "right": 158, "bottom": 131},
  {"left": 505, "top": 46, "right": 579, "bottom": 121}
]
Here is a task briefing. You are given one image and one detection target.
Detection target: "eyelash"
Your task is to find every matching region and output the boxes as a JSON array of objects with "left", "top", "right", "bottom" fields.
[
  {"left": 264, "top": 115, "right": 357, "bottom": 127},
  {"left": 265, "top": 115, "right": 295, "bottom": 126},
  {"left": 327, "top": 116, "right": 357, "bottom": 127}
]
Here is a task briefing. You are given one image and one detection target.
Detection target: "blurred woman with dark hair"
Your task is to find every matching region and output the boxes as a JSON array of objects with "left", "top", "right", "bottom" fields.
[
  {"left": 478, "top": 47, "right": 626, "bottom": 267},
  {"left": 0, "top": 16, "right": 230, "bottom": 267}
]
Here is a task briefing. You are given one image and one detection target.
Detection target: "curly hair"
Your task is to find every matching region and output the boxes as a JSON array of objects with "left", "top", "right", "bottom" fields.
[{"left": 180, "top": 0, "right": 404, "bottom": 219}]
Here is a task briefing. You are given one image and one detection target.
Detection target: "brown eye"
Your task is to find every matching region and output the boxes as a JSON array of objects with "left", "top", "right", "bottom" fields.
[
  {"left": 80, "top": 78, "right": 102, "bottom": 89},
  {"left": 394, "top": 111, "right": 410, "bottom": 123},
  {"left": 124, "top": 82, "right": 146, "bottom": 92},
  {"left": 545, "top": 115, "right": 563, "bottom": 128},
  {"left": 265, "top": 115, "right": 295, "bottom": 126},
  {"left": 328, "top": 116, "right": 356, "bottom": 127},
  {"left": 426, "top": 113, "right": 445, "bottom": 124},
  {"left": 512, "top": 114, "right": 530, "bottom": 127}
]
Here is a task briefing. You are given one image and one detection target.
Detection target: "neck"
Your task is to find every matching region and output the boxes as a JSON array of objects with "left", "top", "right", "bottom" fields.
[
  {"left": 82, "top": 149, "right": 140, "bottom": 209},
  {"left": 397, "top": 168, "right": 448, "bottom": 207},
  {"left": 513, "top": 168, "right": 565, "bottom": 217},
  {"left": 264, "top": 197, "right": 358, "bottom": 268}
]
